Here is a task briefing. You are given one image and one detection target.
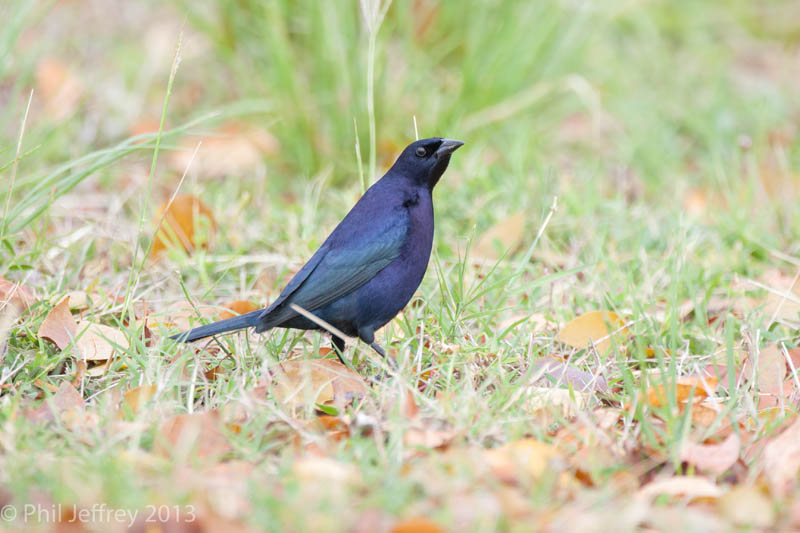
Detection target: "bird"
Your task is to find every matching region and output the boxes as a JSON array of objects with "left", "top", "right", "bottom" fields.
[{"left": 171, "top": 137, "right": 464, "bottom": 367}]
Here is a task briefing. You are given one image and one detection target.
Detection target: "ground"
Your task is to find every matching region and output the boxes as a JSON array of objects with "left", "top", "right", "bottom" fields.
[{"left": 2, "top": 0, "right": 800, "bottom": 531}]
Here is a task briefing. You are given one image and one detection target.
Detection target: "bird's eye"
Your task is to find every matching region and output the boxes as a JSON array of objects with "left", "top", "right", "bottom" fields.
[{"left": 415, "top": 146, "right": 427, "bottom": 158}]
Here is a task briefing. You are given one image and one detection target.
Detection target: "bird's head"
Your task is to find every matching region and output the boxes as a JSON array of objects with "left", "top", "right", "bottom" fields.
[{"left": 392, "top": 137, "right": 464, "bottom": 190}]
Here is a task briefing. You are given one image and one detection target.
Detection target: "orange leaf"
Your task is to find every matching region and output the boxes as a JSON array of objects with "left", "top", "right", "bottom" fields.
[
  {"left": 485, "top": 439, "right": 561, "bottom": 484},
  {"left": 151, "top": 195, "right": 216, "bottom": 256},
  {"left": 556, "top": 310, "right": 628, "bottom": 354},
  {"left": 219, "top": 300, "right": 259, "bottom": 320},
  {"left": 391, "top": 517, "right": 444, "bottom": 533},
  {"left": 644, "top": 375, "right": 718, "bottom": 407}
]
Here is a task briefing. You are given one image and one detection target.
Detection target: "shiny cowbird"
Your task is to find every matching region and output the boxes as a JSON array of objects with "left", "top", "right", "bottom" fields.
[{"left": 172, "top": 138, "right": 463, "bottom": 365}]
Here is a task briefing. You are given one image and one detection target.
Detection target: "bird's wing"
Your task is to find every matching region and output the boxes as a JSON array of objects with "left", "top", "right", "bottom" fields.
[{"left": 258, "top": 211, "right": 409, "bottom": 325}]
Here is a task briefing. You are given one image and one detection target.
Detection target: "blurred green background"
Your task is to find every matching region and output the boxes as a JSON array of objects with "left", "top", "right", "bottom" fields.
[{"left": 4, "top": 0, "right": 799, "bottom": 211}]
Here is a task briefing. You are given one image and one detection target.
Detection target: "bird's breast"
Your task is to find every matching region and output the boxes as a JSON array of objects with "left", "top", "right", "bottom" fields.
[{"left": 350, "top": 191, "right": 434, "bottom": 331}]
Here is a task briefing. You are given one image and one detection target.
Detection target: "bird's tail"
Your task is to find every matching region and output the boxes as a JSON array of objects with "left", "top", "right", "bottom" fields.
[{"left": 170, "top": 309, "right": 262, "bottom": 342}]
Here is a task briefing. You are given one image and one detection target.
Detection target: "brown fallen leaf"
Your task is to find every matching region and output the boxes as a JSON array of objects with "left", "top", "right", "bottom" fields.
[
  {"left": 0, "top": 277, "right": 36, "bottom": 312},
  {"left": 525, "top": 388, "right": 590, "bottom": 422},
  {"left": 761, "top": 417, "right": 800, "bottom": 496},
  {"left": 0, "top": 277, "right": 36, "bottom": 356},
  {"left": 686, "top": 399, "right": 731, "bottom": 430},
  {"left": 680, "top": 433, "right": 741, "bottom": 476},
  {"left": 159, "top": 302, "right": 221, "bottom": 332},
  {"left": 151, "top": 195, "right": 216, "bottom": 256},
  {"left": 120, "top": 385, "right": 157, "bottom": 416},
  {"left": 24, "top": 382, "right": 95, "bottom": 432},
  {"left": 37, "top": 295, "right": 77, "bottom": 349},
  {"left": 637, "top": 476, "right": 723, "bottom": 501},
  {"left": 36, "top": 58, "right": 84, "bottom": 120},
  {"left": 271, "top": 359, "right": 367, "bottom": 412},
  {"left": 472, "top": 212, "right": 526, "bottom": 261},
  {"left": 485, "top": 439, "right": 561, "bottom": 484},
  {"left": 404, "top": 426, "right": 455, "bottom": 450},
  {"left": 743, "top": 344, "right": 787, "bottom": 398},
  {"left": 169, "top": 121, "right": 278, "bottom": 178},
  {"left": 73, "top": 320, "right": 130, "bottom": 361},
  {"left": 717, "top": 485, "right": 775, "bottom": 529},
  {"left": 154, "top": 412, "right": 232, "bottom": 462},
  {"left": 556, "top": 310, "right": 629, "bottom": 354},
  {"left": 292, "top": 455, "right": 360, "bottom": 487},
  {"left": 759, "top": 269, "right": 800, "bottom": 323}
]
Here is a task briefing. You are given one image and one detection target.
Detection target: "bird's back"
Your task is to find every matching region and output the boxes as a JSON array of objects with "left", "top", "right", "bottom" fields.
[{"left": 255, "top": 172, "right": 428, "bottom": 335}]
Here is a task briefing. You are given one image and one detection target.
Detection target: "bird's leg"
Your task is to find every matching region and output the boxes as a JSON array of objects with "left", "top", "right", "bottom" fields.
[
  {"left": 370, "top": 342, "right": 398, "bottom": 370},
  {"left": 331, "top": 335, "right": 348, "bottom": 366}
]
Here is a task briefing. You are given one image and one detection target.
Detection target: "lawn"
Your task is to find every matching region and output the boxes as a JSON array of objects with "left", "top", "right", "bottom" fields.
[{"left": 2, "top": 0, "right": 800, "bottom": 531}]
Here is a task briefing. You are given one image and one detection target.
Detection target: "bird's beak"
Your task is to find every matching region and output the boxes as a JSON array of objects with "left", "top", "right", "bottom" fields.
[{"left": 435, "top": 139, "right": 464, "bottom": 158}]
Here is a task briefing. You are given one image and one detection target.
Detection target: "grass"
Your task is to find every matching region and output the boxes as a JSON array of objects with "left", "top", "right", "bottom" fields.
[{"left": 2, "top": 0, "right": 800, "bottom": 530}]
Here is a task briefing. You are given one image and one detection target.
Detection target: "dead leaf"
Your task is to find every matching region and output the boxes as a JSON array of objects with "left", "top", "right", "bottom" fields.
[
  {"left": 743, "top": 344, "right": 787, "bottom": 396},
  {"left": 762, "top": 417, "right": 800, "bottom": 496},
  {"left": 151, "top": 195, "right": 216, "bottom": 256},
  {"left": 472, "top": 212, "right": 526, "bottom": 261},
  {"left": 220, "top": 300, "right": 259, "bottom": 320},
  {"left": 73, "top": 320, "right": 129, "bottom": 361},
  {"left": 0, "top": 277, "right": 36, "bottom": 312},
  {"left": 36, "top": 58, "right": 83, "bottom": 120},
  {"left": 759, "top": 269, "right": 800, "bottom": 323},
  {"left": 404, "top": 427, "right": 455, "bottom": 450},
  {"left": 637, "top": 476, "right": 723, "bottom": 501},
  {"left": 38, "top": 295, "right": 77, "bottom": 349},
  {"left": 644, "top": 375, "right": 718, "bottom": 408},
  {"left": 271, "top": 359, "right": 367, "bottom": 411},
  {"left": 718, "top": 485, "right": 775, "bottom": 528},
  {"left": 485, "top": 439, "right": 561, "bottom": 484},
  {"left": 0, "top": 277, "right": 36, "bottom": 357},
  {"left": 525, "top": 388, "right": 590, "bottom": 421},
  {"left": 391, "top": 517, "right": 444, "bottom": 533},
  {"left": 169, "top": 121, "right": 278, "bottom": 178},
  {"left": 530, "top": 356, "right": 608, "bottom": 393},
  {"left": 24, "top": 382, "right": 95, "bottom": 432},
  {"left": 120, "top": 385, "right": 157, "bottom": 416},
  {"left": 680, "top": 433, "right": 741, "bottom": 476},
  {"left": 59, "top": 290, "right": 89, "bottom": 310},
  {"left": 159, "top": 302, "right": 221, "bottom": 331},
  {"left": 154, "top": 412, "right": 232, "bottom": 462},
  {"left": 682, "top": 187, "right": 709, "bottom": 217},
  {"left": 687, "top": 399, "right": 731, "bottom": 430},
  {"left": 293, "top": 455, "right": 360, "bottom": 486},
  {"left": 556, "top": 310, "right": 629, "bottom": 354}
]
